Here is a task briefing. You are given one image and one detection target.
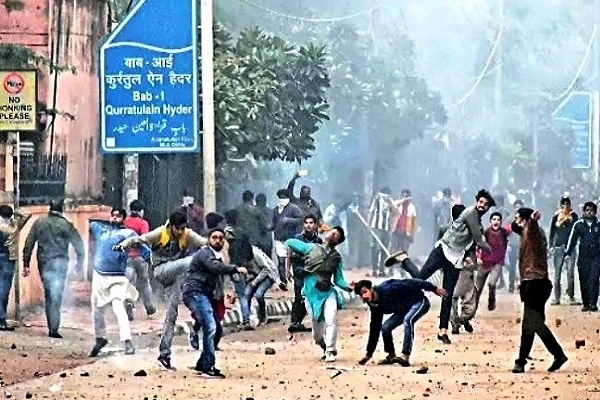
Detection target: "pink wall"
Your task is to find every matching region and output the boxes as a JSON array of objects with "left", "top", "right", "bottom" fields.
[{"left": 0, "top": 0, "right": 109, "bottom": 199}]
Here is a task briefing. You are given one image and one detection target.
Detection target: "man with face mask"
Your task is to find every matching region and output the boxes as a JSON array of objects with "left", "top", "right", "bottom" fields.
[
  {"left": 510, "top": 208, "right": 567, "bottom": 374},
  {"left": 564, "top": 201, "right": 600, "bottom": 312},
  {"left": 114, "top": 210, "right": 207, "bottom": 370},
  {"left": 272, "top": 189, "right": 303, "bottom": 290},
  {"left": 88, "top": 208, "right": 149, "bottom": 357},
  {"left": 287, "top": 172, "right": 323, "bottom": 224}
]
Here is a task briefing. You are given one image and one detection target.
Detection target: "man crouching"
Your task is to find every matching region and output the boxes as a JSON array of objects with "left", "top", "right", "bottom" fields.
[{"left": 355, "top": 279, "right": 446, "bottom": 366}]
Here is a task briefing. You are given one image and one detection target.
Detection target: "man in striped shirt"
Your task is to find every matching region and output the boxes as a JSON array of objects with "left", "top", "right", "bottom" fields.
[{"left": 368, "top": 188, "right": 393, "bottom": 277}]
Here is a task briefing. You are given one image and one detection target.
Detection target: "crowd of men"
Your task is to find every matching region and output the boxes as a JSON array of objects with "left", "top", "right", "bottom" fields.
[{"left": 3, "top": 174, "right": 597, "bottom": 378}]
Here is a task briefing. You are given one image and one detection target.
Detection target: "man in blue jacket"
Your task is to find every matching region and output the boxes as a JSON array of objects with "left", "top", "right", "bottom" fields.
[
  {"left": 355, "top": 279, "right": 446, "bottom": 366},
  {"left": 88, "top": 208, "right": 150, "bottom": 357}
]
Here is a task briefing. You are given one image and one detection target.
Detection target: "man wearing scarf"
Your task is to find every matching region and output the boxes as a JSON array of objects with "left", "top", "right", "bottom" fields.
[{"left": 548, "top": 197, "right": 579, "bottom": 305}]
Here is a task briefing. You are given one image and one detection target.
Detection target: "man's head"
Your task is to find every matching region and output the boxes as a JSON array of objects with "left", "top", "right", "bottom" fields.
[
  {"left": 129, "top": 200, "right": 145, "bottom": 217},
  {"left": 512, "top": 207, "right": 535, "bottom": 236},
  {"left": 559, "top": 197, "right": 572, "bottom": 210},
  {"left": 380, "top": 187, "right": 391, "bottom": 195},
  {"left": 168, "top": 211, "right": 188, "bottom": 238},
  {"left": 489, "top": 211, "right": 502, "bottom": 229},
  {"left": 205, "top": 212, "right": 225, "bottom": 230},
  {"left": 256, "top": 193, "right": 267, "bottom": 207},
  {"left": 353, "top": 280, "right": 374, "bottom": 303},
  {"left": 110, "top": 208, "right": 126, "bottom": 226},
  {"left": 0, "top": 205, "right": 14, "bottom": 220},
  {"left": 242, "top": 190, "right": 254, "bottom": 204},
  {"left": 583, "top": 201, "right": 598, "bottom": 220},
  {"left": 300, "top": 185, "right": 311, "bottom": 200},
  {"left": 442, "top": 187, "right": 452, "bottom": 198},
  {"left": 324, "top": 225, "right": 345, "bottom": 247},
  {"left": 207, "top": 228, "right": 226, "bottom": 252},
  {"left": 474, "top": 189, "right": 495, "bottom": 215},
  {"left": 401, "top": 189, "right": 411, "bottom": 199},
  {"left": 303, "top": 214, "right": 317, "bottom": 233},
  {"left": 451, "top": 204, "right": 466, "bottom": 221},
  {"left": 277, "top": 189, "right": 289, "bottom": 199},
  {"left": 50, "top": 198, "right": 65, "bottom": 213},
  {"left": 513, "top": 199, "right": 524, "bottom": 211},
  {"left": 224, "top": 209, "right": 239, "bottom": 226}
]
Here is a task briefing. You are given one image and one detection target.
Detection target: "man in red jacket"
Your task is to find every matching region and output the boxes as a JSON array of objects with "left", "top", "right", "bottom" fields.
[{"left": 123, "top": 200, "right": 156, "bottom": 319}]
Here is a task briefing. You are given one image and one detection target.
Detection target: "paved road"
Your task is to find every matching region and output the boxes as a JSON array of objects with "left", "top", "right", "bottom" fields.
[{"left": 3, "top": 289, "right": 600, "bottom": 400}]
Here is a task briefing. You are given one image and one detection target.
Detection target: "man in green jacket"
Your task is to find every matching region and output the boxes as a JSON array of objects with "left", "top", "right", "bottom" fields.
[{"left": 22, "top": 199, "right": 85, "bottom": 338}]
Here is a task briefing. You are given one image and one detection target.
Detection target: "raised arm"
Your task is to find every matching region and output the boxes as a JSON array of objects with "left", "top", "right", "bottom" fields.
[{"left": 13, "top": 209, "right": 32, "bottom": 231}]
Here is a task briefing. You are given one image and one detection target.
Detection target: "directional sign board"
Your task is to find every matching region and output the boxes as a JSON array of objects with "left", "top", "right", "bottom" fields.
[
  {"left": 99, "top": 0, "right": 199, "bottom": 153},
  {"left": 553, "top": 91, "right": 592, "bottom": 169}
]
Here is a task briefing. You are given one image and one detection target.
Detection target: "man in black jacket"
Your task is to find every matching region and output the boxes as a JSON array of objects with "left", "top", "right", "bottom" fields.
[
  {"left": 354, "top": 279, "right": 446, "bottom": 366},
  {"left": 565, "top": 201, "right": 600, "bottom": 312},
  {"left": 182, "top": 228, "right": 247, "bottom": 379}
]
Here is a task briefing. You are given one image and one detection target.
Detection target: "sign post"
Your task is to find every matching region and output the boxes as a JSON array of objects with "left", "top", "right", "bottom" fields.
[
  {"left": 99, "top": 0, "right": 199, "bottom": 153},
  {"left": 553, "top": 91, "right": 593, "bottom": 170}
]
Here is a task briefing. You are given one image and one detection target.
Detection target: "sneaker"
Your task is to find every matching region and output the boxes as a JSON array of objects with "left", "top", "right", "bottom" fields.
[
  {"left": 189, "top": 331, "right": 200, "bottom": 350},
  {"left": 569, "top": 298, "right": 581, "bottom": 306},
  {"left": 582, "top": 305, "right": 591, "bottom": 312},
  {"left": 157, "top": 356, "right": 176, "bottom": 370},
  {"left": 377, "top": 354, "right": 398, "bottom": 365},
  {"left": 89, "top": 338, "right": 109, "bottom": 357},
  {"left": 395, "top": 355, "right": 410, "bottom": 367},
  {"left": 384, "top": 250, "right": 407, "bottom": 267},
  {"left": 288, "top": 323, "right": 311, "bottom": 333},
  {"left": 437, "top": 334, "right": 451, "bottom": 345},
  {"left": 462, "top": 320, "right": 474, "bottom": 333},
  {"left": 320, "top": 350, "right": 337, "bottom": 360},
  {"left": 125, "top": 301, "right": 135, "bottom": 321},
  {"left": 550, "top": 299, "right": 560, "bottom": 306},
  {"left": 451, "top": 326, "right": 460, "bottom": 335},
  {"left": 124, "top": 340, "right": 136, "bottom": 355},
  {"left": 198, "top": 368, "right": 225, "bottom": 379},
  {"left": 324, "top": 351, "right": 336, "bottom": 362},
  {"left": 48, "top": 331, "right": 63, "bottom": 339},
  {"left": 512, "top": 363, "right": 525, "bottom": 373},
  {"left": 0, "top": 320, "right": 15, "bottom": 331},
  {"left": 548, "top": 355, "right": 568, "bottom": 372},
  {"left": 239, "top": 323, "right": 255, "bottom": 331},
  {"left": 590, "top": 306, "right": 599, "bottom": 312}
]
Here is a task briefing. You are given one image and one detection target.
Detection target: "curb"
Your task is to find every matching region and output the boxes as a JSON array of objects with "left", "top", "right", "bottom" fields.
[{"left": 179, "top": 291, "right": 358, "bottom": 331}]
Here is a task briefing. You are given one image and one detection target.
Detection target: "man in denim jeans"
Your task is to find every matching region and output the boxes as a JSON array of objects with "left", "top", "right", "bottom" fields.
[{"left": 182, "top": 228, "right": 247, "bottom": 379}]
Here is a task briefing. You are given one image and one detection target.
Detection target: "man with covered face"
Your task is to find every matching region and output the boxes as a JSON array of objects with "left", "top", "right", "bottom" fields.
[
  {"left": 287, "top": 171, "right": 323, "bottom": 224},
  {"left": 510, "top": 207, "right": 567, "bottom": 374}
]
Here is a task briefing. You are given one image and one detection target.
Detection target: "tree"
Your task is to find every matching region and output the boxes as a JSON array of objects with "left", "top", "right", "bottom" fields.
[{"left": 211, "top": 23, "right": 330, "bottom": 175}]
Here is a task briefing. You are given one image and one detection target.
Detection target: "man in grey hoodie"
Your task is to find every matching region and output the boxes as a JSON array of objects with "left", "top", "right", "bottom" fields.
[{"left": 387, "top": 189, "right": 494, "bottom": 345}]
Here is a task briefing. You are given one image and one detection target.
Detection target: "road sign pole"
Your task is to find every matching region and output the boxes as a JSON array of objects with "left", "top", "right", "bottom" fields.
[
  {"left": 201, "top": 0, "right": 216, "bottom": 211},
  {"left": 12, "top": 131, "right": 20, "bottom": 321},
  {"left": 593, "top": 91, "right": 600, "bottom": 184}
]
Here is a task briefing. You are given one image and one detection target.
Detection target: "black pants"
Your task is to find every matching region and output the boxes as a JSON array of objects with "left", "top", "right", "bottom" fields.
[
  {"left": 507, "top": 248, "right": 519, "bottom": 292},
  {"left": 516, "top": 279, "right": 564, "bottom": 365},
  {"left": 290, "top": 273, "right": 307, "bottom": 325},
  {"left": 416, "top": 246, "right": 459, "bottom": 330},
  {"left": 578, "top": 259, "right": 600, "bottom": 308},
  {"left": 277, "top": 257, "right": 287, "bottom": 285}
]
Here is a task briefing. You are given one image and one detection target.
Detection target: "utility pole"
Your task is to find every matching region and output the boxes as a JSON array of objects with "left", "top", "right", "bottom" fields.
[
  {"left": 493, "top": 0, "right": 504, "bottom": 191},
  {"left": 592, "top": 3, "right": 600, "bottom": 185},
  {"left": 201, "top": 0, "right": 216, "bottom": 212},
  {"left": 10, "top": 131, "right": 20, "bottom": 321}
]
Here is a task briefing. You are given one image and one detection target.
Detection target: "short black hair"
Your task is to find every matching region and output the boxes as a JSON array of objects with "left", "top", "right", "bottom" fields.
[
  {"left": 169, "top": 211, "right": 188, "bottom": 227},
  {"left": 353, "top": 279, "right": 372, "bottom": 295},
  {"left": 50, "top": 198, "right": 65, "bottom": 213},
  {"left": 111, "top": 207, "right": 127, "bottom": 217},
  {"left": 475, "top": 189, "right": 496, "bottom": 208},
  {"left": 224, "top": 209, "right": 239, "bottom": 225},
  {"left": 129, "top": 200, "right": 145, "bottom": 212},
  {"left": 331, "top": 225, "right": 346, "bottom": 244},
  {"left": 401, "top": 188, "right": 411, "bottom": 197},
  {"left": 304, "top": 213, "right": 317, "bottom": 223},
  {"left": 0, "top": 205, "right": 13, "bottom": 219},
  {"left": 276, "top": 189, "right": 289, "bottom": 199},
  {"left": 489, "top": 211, "right": 503, "bottom": 221},
  {"left": 513, "top": 199, "right": 524, "bottom": 207},
  {"left": 516, "top": 207, "right": 534, "bottom": 221},
  {"left": 560, "top": 197, "right": 571, "bottom": 206},
  {"left": 205, "top": 212, "right": 225, "bottom": 230},
  {"left": 256, "top": 193, "right": 267, "bottom": 206},
  {"left": 442, "top": 187, "right": 452, "bottom": 197},
  {"left": 242, "top": 190, "right": 254, "bottom": 203},
  {"left": 451, "top": 204, "right": 466, "bottom": 220},
  {"left": 583, "top": 201, "right": 597, "bottom": 213}
]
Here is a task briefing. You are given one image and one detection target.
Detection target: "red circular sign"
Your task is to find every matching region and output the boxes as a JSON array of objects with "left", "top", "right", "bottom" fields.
[{"left": 3, "top": 73, "right": 25, "bottom": 95}]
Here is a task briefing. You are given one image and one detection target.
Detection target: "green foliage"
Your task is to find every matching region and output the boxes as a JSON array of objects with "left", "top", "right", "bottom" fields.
[
  {"left": 0, "top": 44, "right": 76, "bottom": 73},
  {"left": 212, "top": 23, "right": 330, "bottom": 164}
]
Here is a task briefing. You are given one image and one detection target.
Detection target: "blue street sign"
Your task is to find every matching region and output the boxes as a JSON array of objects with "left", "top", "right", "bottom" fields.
[
  {"left": 553, "top": 91, "right": 592, "bottom": 169},
  {"left": 99, "top": 0, "right": 199, "bottom": 153}
]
